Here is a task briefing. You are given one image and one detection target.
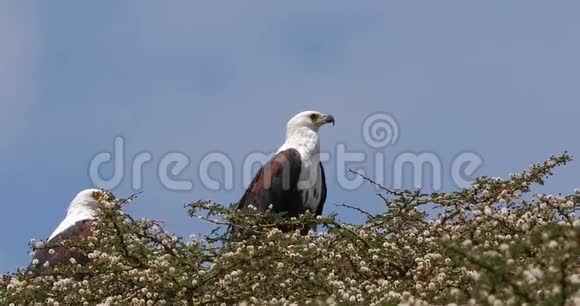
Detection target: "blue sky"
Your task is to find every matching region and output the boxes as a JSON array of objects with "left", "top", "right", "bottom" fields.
[{"left": 1, "top": 1, "right": 579, "bottom": 272}]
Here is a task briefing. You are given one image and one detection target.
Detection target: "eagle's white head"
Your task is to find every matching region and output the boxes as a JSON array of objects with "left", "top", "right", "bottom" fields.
[
  {"left": 48, "top": 189, "right": 115, "bottom": 241},
  {"left": 280, "top": 111, "right": 335, "bottom": 159},
  {"left": 287, "top": 110, "right": 335, "bottom": 133},
  {"left": 67, "top": 189, "right": 115, "bottom": 214}
]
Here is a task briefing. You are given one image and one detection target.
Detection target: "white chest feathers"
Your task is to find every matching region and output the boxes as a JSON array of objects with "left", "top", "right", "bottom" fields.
[{"left": 298, "top": 160, "right": 323, "bottom": 213}]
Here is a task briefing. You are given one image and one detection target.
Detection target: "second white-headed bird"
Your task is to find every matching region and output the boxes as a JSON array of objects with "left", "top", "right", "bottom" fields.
[
  {"left": 27, "top": 189, "right": 115, "bottom": 272},
  {"left": 237, "top": 111, "right": 335, "bottom": 230}
]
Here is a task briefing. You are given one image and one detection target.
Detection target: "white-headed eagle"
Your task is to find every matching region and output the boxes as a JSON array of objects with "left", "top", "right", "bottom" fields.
[
  {"left": 27, "top": 189, "right": 115, "bottom": 272},
  {"left": 237, "top": 111, "right": 334, "bottom": 232}
]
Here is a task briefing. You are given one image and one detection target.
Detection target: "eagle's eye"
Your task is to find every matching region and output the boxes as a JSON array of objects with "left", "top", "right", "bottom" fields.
[{"left": 309, "top": 113, "right": 319, "bottom": 121}]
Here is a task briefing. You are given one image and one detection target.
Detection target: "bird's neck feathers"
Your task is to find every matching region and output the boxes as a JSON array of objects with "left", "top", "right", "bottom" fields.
[{"left": 279, "top": 125, "right": 320, "bottom": 160}]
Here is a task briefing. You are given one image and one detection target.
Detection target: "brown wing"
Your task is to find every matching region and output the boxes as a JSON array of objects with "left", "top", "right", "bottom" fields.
[
  {"left": 238, "top": 149, "right": 303, "bottom": 217},
  {"left": 316, "top": 161, "right": 327, "bottom": 216},
  {"left": 27, "top": 219, "right": 94, "bottom": 272}
]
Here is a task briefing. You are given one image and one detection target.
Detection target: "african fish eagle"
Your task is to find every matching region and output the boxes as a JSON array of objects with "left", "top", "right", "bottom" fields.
[
  {"left": 27, "top": 189, "right": 115, "bottom": 272},
  {"left": 237, "top": 111, "right": 335, "bottom": 231}
]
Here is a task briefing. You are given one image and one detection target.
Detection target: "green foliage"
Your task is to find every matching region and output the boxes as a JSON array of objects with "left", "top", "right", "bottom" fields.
[{"left": 1, "top": 154, "right": 580, "bottom": 305}]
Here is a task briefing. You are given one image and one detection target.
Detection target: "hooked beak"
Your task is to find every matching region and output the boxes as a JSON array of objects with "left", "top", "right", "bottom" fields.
[{"left": 323, "top": 114, "right": 335, "bottom": 126}]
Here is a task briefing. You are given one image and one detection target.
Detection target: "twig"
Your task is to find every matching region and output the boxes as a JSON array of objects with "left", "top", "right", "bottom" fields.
[
  {"left": 348, "top": 169, "right": 405, "bottom": 196},
  {"left": 335, "top": 203, "right": 373, "bottom": 218}
]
